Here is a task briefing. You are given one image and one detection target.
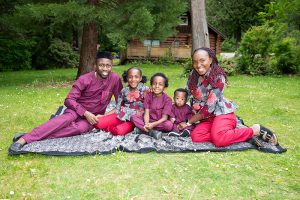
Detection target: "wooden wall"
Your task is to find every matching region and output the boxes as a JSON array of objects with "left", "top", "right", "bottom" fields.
[{"left": 126, "top": 25, "right": 224, "bottom": 60}]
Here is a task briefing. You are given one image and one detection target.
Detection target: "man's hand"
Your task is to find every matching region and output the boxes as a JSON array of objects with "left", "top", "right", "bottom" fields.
[
  {"left": 170, "top": 117, "right": 176, "bottom": 123},
  {"left": 84, "top": 111, "right": 98, "bottom": 125}
]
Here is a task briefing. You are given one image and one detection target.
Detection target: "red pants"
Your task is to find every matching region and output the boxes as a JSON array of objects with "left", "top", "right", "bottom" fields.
[
  {"left": 94, "top": 113, "right": 134, "bottom": 136},
  {"left": 191, "top": 113, "right": 254, "bottom": 147}
]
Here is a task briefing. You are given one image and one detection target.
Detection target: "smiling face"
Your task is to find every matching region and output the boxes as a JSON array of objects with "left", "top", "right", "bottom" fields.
[
  {"left": 192, "top": 50, "right": 212, "bottom": 76},
  {"left": 95, "top": 58, "right": 112, "bottom": 79},
  {"left": 151, "top": 76, "right": 166, "bottom": 96},
  {"left": 127, "top": 68, "right": 142, "bottom": 90},
  {"left": 174, "top": 91, "right": 187, "bottom": 107}
]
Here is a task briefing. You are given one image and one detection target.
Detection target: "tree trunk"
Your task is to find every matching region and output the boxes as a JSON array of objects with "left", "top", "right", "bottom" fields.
[
  {"left": 76, "top": 0, "right": 99, "bottom": 79},
  {"left": 191, "top": 0, "right": 210, "bottom": 53},
  {"left": 77, "top": 22, "right": 98, "bottom": 78}
]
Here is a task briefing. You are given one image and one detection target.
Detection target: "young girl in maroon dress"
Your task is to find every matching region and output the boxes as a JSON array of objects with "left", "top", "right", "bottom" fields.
[
  {"left": 131, "top": 73, "right": 173, "bottom": 139},
  {"left": 185, "top": 47, "right": 278, "bottom": 147},
  {"left": 168, "top": 88, "right": 194, "bottom": 137},
  {"left": 94, "top": 67, "right": 148, "bottom": 135}
]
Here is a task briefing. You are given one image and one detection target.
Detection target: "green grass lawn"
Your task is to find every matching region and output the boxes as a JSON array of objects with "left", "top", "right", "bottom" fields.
[{"left": 0, "top": 65, "right": 299, "bottom": 199}]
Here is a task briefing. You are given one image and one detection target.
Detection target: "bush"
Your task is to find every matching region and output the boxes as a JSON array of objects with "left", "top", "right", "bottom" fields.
[
  {"left": 0, "top": 38, "right": 36, "bottom": 71},
  {"left": 218, "top": 57, "right": 237, "bottom": 76},
  {"left": 237, "top": 23, "right": 300, "bottom": 75},
  {"left": 157, "top": 48, "right": 174, "bottom": 65},
  {"left": 270, "top": 37, "right": 299, "bottom": 74},
  {"left": 236, "top": 24, "right": 276, "bottom": 75},
  {"left": 221, "top": 37, "right": 237, "bottom": 52},
  {"left": 181, "top": 58, "right": 192, "bottom": 78},
  {"left": 48, "top": 39, "right": 79, "bottom": 68}
]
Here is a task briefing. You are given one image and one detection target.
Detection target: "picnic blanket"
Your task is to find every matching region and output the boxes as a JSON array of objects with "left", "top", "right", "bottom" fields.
[
  {"left": 9, "top": 104, "right": 287, "bottom": 156},
  {"left": 11, "top": 130, "right": 286, "bottom": 156}
]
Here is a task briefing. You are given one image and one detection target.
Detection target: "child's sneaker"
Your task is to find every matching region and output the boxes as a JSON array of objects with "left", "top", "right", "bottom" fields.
[
  {"left": 133, "top": 127, "right": 144, "bottom": 134},
  {"left": 181, "top": 129, "right": 190, "bottom": 137},
  {"left": 149, "top": 130, "right": 162, "bottom": 139},
  {"left": 168, "top": 131, "right": 181, "bottom": 137}
]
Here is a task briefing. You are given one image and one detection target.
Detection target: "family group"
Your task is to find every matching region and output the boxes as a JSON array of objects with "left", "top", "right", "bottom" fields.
[{"left": 9, "top": 47, "right": 278, "bottom": 153}]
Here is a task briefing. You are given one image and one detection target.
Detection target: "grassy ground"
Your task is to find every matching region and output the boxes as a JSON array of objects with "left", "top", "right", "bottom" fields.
[{"left": 0, "top": 65, "right": 299, "bottom": 199}]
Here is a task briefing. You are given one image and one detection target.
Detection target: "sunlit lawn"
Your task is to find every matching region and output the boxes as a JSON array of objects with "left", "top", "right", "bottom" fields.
[{"left": 0, "top": 64, "right": 299, "bottom": 199}]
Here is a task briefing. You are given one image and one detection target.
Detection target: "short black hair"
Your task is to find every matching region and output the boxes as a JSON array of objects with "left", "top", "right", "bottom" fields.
[
  {"left": 174, "top": 88, "right": 188, "bottom": 100},
  {"left": 150, "top": 72, "right": 169, "bottom": 87},
  {"left": 122, "top": 67, "right": 147, "bottom": 83},
  {"left": 96, "top": 51, "right": 112, "bottom": 60}
]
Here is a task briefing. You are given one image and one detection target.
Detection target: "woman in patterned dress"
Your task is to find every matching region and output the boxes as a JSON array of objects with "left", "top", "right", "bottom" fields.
[{"left": 184, "top": 47, "right": 278, "bottom": 147}]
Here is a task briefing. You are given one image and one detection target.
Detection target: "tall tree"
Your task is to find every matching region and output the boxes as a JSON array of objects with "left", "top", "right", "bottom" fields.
[
  {"left": 206, "top": 0, "right": 271, "bottom": 46},
  {"left": 78, "top": 0, "right": 98, "bottom": 77},
  {"left": 191, "top": 0, "right": 209, "bottom": 52},
  {"left": 5, "top": 0, "right": 187, "bottom": 76}
]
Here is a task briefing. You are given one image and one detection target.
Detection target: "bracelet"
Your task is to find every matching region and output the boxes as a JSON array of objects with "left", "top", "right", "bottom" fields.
[{"left": 186, "top": 121, "right": 192, "bottom": 126}]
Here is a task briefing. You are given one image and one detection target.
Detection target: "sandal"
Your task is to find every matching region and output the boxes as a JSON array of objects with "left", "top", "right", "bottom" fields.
[
  {"left": 247, "top": 136, "right": 262, "bottom": 147},
  {"left": 259, "top": 125, "right": 278, "bottom": 146}
]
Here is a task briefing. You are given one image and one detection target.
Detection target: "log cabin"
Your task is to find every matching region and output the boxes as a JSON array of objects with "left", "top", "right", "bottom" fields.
[{"left": 123, "top": 13, "right": 225, "bottom": 62}]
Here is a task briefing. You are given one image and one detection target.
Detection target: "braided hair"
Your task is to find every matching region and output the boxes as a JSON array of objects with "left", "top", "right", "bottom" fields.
[{"left": 188, "top": 47, "right": 227, "bottom": 91}]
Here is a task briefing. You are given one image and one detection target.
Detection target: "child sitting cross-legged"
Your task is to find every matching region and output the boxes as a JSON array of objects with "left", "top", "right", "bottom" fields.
[
  {"left": 94, "top": 67, "right": 148, "bottom": 135},
  {"left": 168, "top": 88, "right": 195, "bottom": 137},
  {"left": 130, "top": 73, "right": 173, "bottom": 139}
]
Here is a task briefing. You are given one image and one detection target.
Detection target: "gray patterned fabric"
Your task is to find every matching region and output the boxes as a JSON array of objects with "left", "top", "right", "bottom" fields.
[
  {"left": 14, "top": 129, "right": 286, "bottom": 156},
  {"left": 10, "top": 104, "right": 287, "bottom": 155}
]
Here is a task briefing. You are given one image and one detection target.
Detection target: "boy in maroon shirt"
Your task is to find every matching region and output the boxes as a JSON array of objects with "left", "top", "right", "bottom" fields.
[{"left": 168, "top": 88, "right": 194, "bottom": 137}]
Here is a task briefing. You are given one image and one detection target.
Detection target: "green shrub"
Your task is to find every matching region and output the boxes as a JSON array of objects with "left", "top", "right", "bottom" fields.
[
  {"left": 237, "top": 22, "right": 300, "bottom": 75},
  {"left": 0, "top": 38, "right": 36, "bottom": 71},
  {"left": 157, "top": 48, "right": 174, "bottom": 65},
  {"left": 218, "top": 57, "right": 237, "bottom": 76},
  {"left": 221, "top": 37, "right": 237, "bottom": 52},
  {"left": 181, "top": 58, "right": 192, "bottom": 78},
  {"left": 48, "top": 39, "right": 79, "bottom": 68},
  {"left": 236, "top": 24, "right": 278, "bottom": 75},
  {"left": 271, "top": 37, "right": 299, "bottom": 74}
]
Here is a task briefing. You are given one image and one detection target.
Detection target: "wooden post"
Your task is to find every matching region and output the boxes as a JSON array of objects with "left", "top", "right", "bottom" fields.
[{"left": 191, "top": 0, "right": 210, "bottom": 53}]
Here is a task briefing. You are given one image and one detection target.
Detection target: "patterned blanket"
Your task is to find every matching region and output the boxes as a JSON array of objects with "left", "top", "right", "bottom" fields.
[{"left": 9, "top": 104, "right": 287, "bottom": 156}]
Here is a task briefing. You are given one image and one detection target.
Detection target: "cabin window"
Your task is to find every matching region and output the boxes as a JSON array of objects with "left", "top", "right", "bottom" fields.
[
  {"left": 180, "top": 16, "right": 188, "bottom": 25},
  {"left": 143, "top": 40, "right": 151, "bottom": 46},
  {"left": 143, "top": 39, "right": 160, "bottom": 47},
  {"left": 151, "top": 40, "right": 160, "bottom": 47},
  {"left": 173, "top": 40, "right": 180, "bottom": 48}
]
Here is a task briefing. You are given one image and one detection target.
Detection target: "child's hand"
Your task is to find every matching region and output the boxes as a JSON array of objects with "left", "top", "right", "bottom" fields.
[
  {"left": 177, "top": 122, "right": 188, "bottom": 130},
  {"left": 147, "top": 122, "right": 155, "bottom": 130},
  {"left": 170, "top": 117, "right": 176, "bottom": 123},
  {"left": 144, "top": 123, "right": 150, "bottom": 132}
]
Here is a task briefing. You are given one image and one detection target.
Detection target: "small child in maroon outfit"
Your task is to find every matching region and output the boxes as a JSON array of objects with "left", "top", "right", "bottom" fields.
[
  {"left": 130, "top": 73, "right": 173, "bottom": 139},
  {"left": 168, "top": 88, "right": 194, "bottom": 137}
]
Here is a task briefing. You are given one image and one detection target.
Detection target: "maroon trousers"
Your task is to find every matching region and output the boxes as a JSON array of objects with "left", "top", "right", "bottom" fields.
[
  {"left": 191, "top": 113, "right": 254, "bottom": 147},
  {"left": 22, "top": 109, "right": 93, "bottom": 143},
  {"left": 130, "top": 114, "right": 174, "bottom": 132},
  {"left": 94, "top": 113, "right": 134, "bottom": 136}
]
